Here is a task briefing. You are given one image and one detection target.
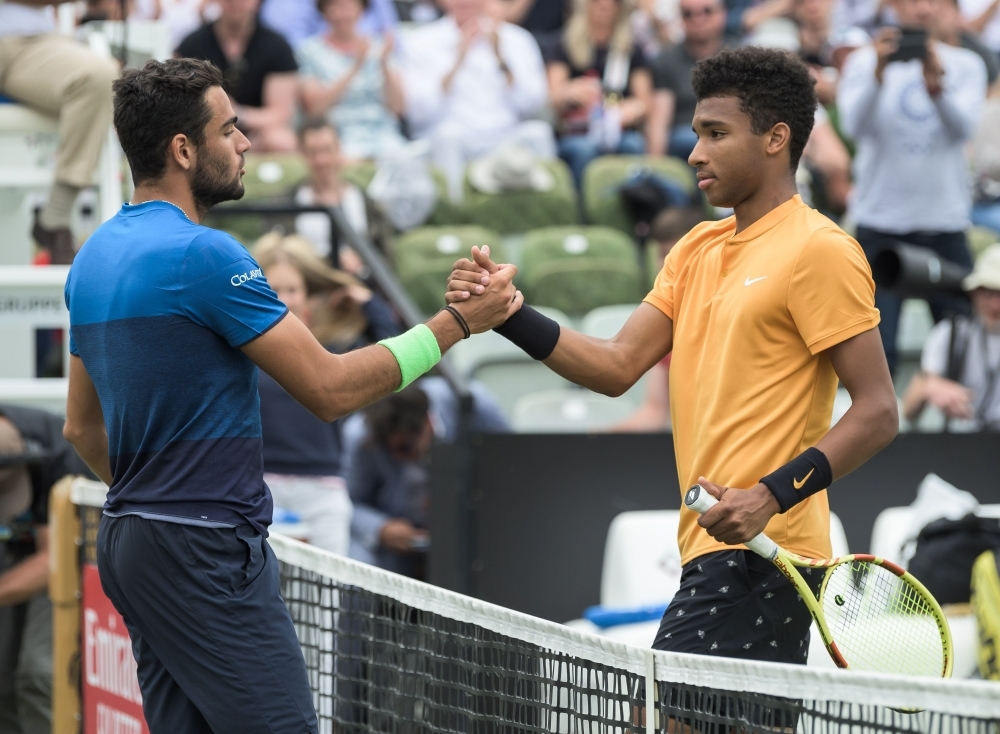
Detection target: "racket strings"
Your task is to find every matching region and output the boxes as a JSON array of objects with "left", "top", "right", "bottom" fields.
[{"left": 819, "top": 561, "right": 944, "bottom": 677}]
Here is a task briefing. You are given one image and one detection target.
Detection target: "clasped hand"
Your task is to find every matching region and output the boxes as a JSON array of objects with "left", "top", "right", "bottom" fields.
[
  {"left": 446, "top": 247, "right": 523, "bottom": 332},
  {"left": 696, "top": 478, "right": 780, "bottom": 545}
]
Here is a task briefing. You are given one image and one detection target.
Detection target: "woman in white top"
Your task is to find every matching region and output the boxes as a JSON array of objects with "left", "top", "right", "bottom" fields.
[{"left": 297, "top": 0, "right": 406, "bottom": 160}]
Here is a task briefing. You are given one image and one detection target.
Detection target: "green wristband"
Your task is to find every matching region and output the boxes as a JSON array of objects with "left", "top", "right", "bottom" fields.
[{"left": 379, "top": 324, "right": 442, "bottom": 392}]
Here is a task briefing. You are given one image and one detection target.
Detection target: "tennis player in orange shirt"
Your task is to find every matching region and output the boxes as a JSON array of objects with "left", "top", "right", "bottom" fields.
[{"left": 445, "top": 46, "right": 899, "bottom": 663}]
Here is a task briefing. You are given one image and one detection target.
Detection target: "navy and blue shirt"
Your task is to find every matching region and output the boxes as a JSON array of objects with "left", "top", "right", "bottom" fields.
[{"left": 65, "top": 201, "right": 288, "bottom": 534}]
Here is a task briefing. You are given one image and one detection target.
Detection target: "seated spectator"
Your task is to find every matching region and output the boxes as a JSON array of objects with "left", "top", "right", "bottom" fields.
[
  {"left": 297, "top": 0, "right": 405, "bottom": 161},
  {"left": 972, "top": 90, "right": 1000, "bottom": 233},
  {"left": 348, "top": 387, "right": 433, "bottom": 579},
  {"left": 292, "top": 118, "right": 369, "bottom": 270},
  {"left": 648, "top": 0, "right": 729, "bottom": 159},
  {"left": 546, "top": 0, "right": 652, "bottom": 186},
  {"left": 253, "top": 233, "right": 402, "bottom": 554},
  {"left": 838, "top": 0, "right": 986, "bottom": 374},
  {"left": 260, "top": 0, "right": 398, "bottom": 48},
  {"left": 612, "top": 206, "right": 704, "bottom": 432},
  {"left": 902, "top": 245, "right": 1000, "bottom": 431},
  {"left": 959, "top": 0, "right": 1000, "bottom": 60},
  {"left": 0, "top": 1, "right": 118, "bottom": 264},
  {"left": 401, "top": 0, "right": 555, "bottom": 203},
  {"left": 0, "top": 404, "right": 92, "bottom": 733},
  {"left": 177, "top": 0, "right": 298, "bottom": 151}
]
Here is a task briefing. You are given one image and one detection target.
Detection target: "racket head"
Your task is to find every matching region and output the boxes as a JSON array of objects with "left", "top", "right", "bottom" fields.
[{"left": 812, "top": 554, "right": 953, "bottom": 678}]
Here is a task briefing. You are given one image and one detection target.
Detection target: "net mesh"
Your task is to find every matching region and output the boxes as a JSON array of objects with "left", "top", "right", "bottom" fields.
[
  {"left": 73, "top": 484, "right": 1000, "bottom": 734},
  {"left": 821, "top": 561, "right": 945, "bottom": 677}
]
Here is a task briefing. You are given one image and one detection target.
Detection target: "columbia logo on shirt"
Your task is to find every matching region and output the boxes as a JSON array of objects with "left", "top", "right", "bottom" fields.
[{"left": 231, "top": 268, "right": 264, "bottom": 287}]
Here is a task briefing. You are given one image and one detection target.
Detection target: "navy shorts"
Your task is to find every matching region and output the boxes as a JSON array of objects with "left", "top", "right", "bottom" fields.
[
  {"left": 97, "top": 514, "right": 317, "bottom": 734},
  {"left": 652, "top": 550, "right": 822, "bottom": 664}
]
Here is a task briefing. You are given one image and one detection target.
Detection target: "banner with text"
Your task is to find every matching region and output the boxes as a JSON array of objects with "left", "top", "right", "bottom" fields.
[{"left": 82, "top": 563, "right": 149, "bottom": 734}]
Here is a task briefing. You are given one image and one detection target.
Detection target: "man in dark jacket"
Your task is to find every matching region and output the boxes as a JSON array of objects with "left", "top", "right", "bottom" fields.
[{"left": 0, "top": 405, "right": 91, "bottom": 734}]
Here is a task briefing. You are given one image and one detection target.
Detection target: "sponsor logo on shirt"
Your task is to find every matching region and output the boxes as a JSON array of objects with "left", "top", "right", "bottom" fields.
[{"left": 231, "top": 268, "right": 264, "bottom": 287}]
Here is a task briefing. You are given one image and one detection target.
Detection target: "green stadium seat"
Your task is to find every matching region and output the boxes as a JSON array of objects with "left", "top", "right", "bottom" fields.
[
  {"left": 581, "top": 156, "right": 697, "bottom": 235},
  {"left": 511, "top": 388, "right": 634, "bottom": 433},
  {"left": 519, "top": 227, "right": 644, "bottom": 315},
  {"left": 455, "top": 158, "right": 578, "bottom": 235},
  {"left": 241, "top": 153, "right": 309, "bottom": 200},
  {"left": 393, "top": 226, "right": 504, "bottom": 316}
]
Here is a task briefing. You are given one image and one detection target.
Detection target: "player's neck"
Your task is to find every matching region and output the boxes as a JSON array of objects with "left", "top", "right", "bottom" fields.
[
  {"left": 732, "top": 176, "right": 798, "bottom": 234},
  {"left": 132, "top": 181, "right": 201, "bottom": 224}
]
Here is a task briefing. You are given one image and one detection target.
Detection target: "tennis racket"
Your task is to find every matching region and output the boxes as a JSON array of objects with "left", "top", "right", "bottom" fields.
[{"left": 684, "top": 484, "right": 953, "bottom": 678}]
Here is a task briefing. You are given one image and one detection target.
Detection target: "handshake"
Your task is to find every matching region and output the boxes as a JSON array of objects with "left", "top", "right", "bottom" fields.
[{"left": 442, "top": 245, "right": 522, "bottom": 334}]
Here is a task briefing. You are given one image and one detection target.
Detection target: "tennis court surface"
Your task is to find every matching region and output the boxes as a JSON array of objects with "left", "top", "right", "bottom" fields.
[{"left": 69, "top": 480, "right": 1000, "bottom": 734}]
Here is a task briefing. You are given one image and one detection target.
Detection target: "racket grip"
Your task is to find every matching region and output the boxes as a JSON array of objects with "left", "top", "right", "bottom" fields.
[{"left": 684, "top": 485, "right": 779, "bottom": 561}]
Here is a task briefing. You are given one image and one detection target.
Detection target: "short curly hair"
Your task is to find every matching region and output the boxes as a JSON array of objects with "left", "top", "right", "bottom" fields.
[{"left": 691, "top": 47, "right": 817, "bottom": 170}]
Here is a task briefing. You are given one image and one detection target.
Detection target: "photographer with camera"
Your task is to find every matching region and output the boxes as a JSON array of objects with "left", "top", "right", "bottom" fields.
[
  {"left": 838, "top": 0, "right": 988, "bottom": 375},
  {"left": 902, "top": 245, "right": 1000, "bottom": 430}
]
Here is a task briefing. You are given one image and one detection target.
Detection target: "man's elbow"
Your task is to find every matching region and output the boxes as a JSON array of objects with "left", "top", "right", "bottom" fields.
[
  {"left": 63, "top": 420, "right": 87, "bottom": 448},
  {"left": 874, "top": 394, "right": 899, "bottom": 447}
]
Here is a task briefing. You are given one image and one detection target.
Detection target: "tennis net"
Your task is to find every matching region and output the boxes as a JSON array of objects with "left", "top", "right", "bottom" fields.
[{"left": 72, "top": 480, "right": 1000, "bottom": 734}]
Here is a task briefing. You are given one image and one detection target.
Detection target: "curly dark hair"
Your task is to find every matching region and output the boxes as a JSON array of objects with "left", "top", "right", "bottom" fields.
[
  {"left": 112, "top": 58, "right": 224, "bottom": 185},
  {"left": 366, "top": 386, "right": 430, "bottom": 447},
  {"left": 691, "top": 47, "right": 817, "bottom": 170}
]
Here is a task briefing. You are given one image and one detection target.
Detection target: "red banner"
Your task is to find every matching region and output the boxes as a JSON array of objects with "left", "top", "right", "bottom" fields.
[{"left": 81, "top": 563, "right": 150, "bottom": 734}]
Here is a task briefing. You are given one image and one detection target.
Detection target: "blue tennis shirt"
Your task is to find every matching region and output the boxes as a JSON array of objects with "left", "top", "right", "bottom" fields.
[{"left": 65, "top": 201, "right": 288, "bottom": 534}]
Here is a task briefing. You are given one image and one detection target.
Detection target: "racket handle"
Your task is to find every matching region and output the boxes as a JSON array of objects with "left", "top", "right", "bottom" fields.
[{"left": 684, "top": 485, "right": 779, "bottom": 561}]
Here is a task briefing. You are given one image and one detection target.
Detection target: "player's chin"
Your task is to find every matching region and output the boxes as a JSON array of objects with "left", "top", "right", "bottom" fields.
[{"left": 703, "top": 183, "right": 734, "bottom": 209}]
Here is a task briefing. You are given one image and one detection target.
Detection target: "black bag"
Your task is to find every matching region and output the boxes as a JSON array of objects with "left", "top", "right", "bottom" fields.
[{"left": 907, "top": 514, "right": 1000, "bottom": 605}]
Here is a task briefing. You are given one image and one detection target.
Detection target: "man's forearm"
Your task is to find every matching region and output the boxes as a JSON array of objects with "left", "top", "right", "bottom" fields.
[
  {"left": 0, "top": 550, "right": 49, "bottom": 607},
  {"left": 67, "top": 430, "right": 112, "bottom": 486},
  {"left": 543, "top": 331, "right": 645, "bottom": 396},
  {"left": 816, "top": 392, "right": 897, "bottom": 480}
]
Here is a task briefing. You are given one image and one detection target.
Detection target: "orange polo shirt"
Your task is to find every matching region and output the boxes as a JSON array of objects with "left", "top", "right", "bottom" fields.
[{"left": 643, "top": 196, "right": 879, "bottom": 565}]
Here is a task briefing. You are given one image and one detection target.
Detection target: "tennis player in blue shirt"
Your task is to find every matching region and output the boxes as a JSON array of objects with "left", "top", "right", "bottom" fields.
[{"left": 61, "top": 58, "right": 520, "bottom": 734}]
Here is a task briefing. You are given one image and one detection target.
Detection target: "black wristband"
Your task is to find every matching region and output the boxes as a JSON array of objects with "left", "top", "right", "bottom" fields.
[
  {"left": 493, "top": 306, "right": 561, "bottom": 361},
  {"left": 443, "top": 305, "right": 470, "bottom": 339},
  {"left": 760, "top": 447, "right": 833, "bottom": 514}
]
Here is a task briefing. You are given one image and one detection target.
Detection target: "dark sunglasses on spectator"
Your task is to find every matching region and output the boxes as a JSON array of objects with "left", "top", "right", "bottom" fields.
[{"left": 682, "top": 6, "right": 717, "bottom": 17}]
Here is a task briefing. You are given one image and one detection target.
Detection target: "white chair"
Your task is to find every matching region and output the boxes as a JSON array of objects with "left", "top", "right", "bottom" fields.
[
  {"left": 511, "top": 388, "right": 634, "bottom": 433},
  {"left": 446, "top": 307, "right": 571, "bottom": 419},
  {"left": 568, "top": 509, "right": 851, "bottom": 653}
]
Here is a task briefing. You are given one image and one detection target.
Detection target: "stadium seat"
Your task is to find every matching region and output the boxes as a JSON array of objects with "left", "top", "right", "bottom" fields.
[
  {"left": 581, "top": 155, "right": 697, "bottom": 235},
  {"left": 511, "top": 388, "right": 634, "bottom": 432},
  {"left": 519, "top": 227, "right": 644, "bottom": 314},
  {"left": 455, "top": 158, "right": 578, "bottom": 235},
  {"left": 392, "top": 226, "right": 504, "bottom": 316}
]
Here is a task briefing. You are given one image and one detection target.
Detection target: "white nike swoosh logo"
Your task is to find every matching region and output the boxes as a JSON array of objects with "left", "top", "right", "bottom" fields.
[{"left": 744, "top": 276, "right": 767, "bottom": 286}]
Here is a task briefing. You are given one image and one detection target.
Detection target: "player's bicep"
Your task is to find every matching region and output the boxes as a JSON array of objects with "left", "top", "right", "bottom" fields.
[
  {"left": 825, "top": 327, "right": 893, "bottom": 402},
  {"left": 241, "top": 313, "right": 337, "bottom": 410}
]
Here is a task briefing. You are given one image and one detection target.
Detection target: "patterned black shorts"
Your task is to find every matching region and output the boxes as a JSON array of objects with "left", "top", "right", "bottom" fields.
[{"left": 651, "top": 549, "right": 822, "bottom": 664}]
